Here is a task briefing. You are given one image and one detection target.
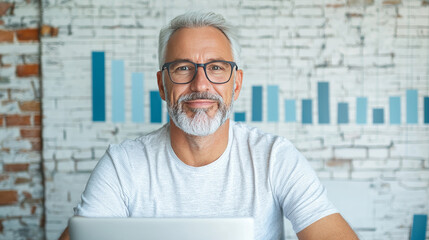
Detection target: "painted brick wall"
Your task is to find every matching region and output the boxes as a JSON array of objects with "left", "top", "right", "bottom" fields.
[
  {"left": 0, "top": 0, "right": 428, "bottom": 239},
  {"left": 40, "top": 0, "right": 429, "bottom": 240},
  {"left": 0, "top": 0, "right": 44, "bottom": 239}
]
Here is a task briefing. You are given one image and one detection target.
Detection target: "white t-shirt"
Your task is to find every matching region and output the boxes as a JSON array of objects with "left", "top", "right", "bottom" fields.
[{"left": 75, "top": 121, "right": 338, "bottom": 239}]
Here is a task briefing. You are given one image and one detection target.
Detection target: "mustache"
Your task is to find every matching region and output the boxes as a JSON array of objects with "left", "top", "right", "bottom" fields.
[{"left": 177, "top": 92, "right": 223, "bottom": 104}]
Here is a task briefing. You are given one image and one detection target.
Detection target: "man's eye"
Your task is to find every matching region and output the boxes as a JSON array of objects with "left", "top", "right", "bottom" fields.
[{"left": 210, "top": 65, "right": 223, "bottom": 71}]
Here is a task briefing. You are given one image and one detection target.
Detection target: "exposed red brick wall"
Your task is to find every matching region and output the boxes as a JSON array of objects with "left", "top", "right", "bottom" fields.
[
  {"left": 16, "top": 28, "right": 39, "bottom": 42},
  {"left": 16, "top": 64, "right": 39, "bottom": 77},
  {"left": 0, "top": 191, "right": 18, "bottom": 205},
  {"left": 5, "top": 114, "right": 31, "bottom": 126},
  {"left": 0, "top": 30, "right": 13, "bottom": 42},
  {"left": 3, "top": 163, "right": 30, "bottom": 172}
]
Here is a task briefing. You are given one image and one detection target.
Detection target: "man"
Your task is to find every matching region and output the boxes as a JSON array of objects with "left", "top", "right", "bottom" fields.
[{"left": 60, "top": 12, "right": 359, "bottom": 240}]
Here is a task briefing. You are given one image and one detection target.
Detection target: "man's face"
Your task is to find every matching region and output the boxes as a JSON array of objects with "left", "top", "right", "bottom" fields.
[{"left": 157, "top": 26, "right": 243, "bottom": 136}]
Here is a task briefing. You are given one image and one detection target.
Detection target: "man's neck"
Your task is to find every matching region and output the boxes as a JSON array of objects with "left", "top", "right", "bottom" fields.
[{"left": 169, "top": 119, "right": 230, "bottom": 167}]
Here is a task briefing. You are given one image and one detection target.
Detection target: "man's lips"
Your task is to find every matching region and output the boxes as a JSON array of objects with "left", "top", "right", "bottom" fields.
[{"left": 185, "top": 99, "right": 217, "bottom": 108}]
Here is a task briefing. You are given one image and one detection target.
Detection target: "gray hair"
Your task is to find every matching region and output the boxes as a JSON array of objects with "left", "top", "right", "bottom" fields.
[{"left": 158, "top": 11, "right": 241, "bottom": 70}]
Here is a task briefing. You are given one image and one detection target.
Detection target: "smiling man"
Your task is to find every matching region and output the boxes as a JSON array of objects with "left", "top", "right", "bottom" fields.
[{"left": 60, "top": 12, "right": 359, "bottom": 240}]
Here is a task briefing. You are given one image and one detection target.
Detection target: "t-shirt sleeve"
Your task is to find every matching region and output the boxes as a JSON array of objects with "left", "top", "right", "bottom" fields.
[
  {"left": 270, "top": 140, "right": 338, "bottom": 233},
  {"left": 74, "top": 144, "right": 131, "bottom": 217}
]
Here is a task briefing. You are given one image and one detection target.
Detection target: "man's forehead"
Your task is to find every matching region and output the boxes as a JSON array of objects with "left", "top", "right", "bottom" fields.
[{"left": 165, "top": 26, "right": 233, "bottom": 61}]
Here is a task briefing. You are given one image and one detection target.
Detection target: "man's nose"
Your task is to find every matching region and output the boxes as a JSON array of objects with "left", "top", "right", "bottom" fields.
[{"left": 190, "top": 66, "right": 211, "bottom": 92}]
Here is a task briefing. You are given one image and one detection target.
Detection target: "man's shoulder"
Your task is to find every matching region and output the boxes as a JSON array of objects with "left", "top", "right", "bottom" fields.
[{"left": 111, "top": 124, "right": 169, "bottom": 152}]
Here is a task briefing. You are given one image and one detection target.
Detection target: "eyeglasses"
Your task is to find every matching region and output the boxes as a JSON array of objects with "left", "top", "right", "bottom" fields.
[{"left": 162, "top": 60, "right": 238, "bottom": 84}]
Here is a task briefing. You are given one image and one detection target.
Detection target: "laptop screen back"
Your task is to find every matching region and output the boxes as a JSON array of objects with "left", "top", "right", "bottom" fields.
[{"left": 69, "top": 217, "right": 254, "bottom": 240}]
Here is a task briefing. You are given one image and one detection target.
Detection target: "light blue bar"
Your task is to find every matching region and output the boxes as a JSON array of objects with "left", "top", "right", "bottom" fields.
[
  {"left": 234, "top": 112, "right": 246, "bottom": 122},
  {"left": 112, "top": 60, "right": 125, "bottom": 122},
  {"left": 252, "top": 86, "right": 263, "bottom": 122},
  {"left": 267, "top": 85, "right": 279, "bottom": 122},
  {"left": 131, "top": 72, "right": 144, "bottom": 123},
  {"left": 337, "top": 102, "right": 349, "bottom": 124},
  {"left": 407, "top": 89, "right": 418, "bottom": 124},
  {"left": 356, "top": 97, "right": 367, "bottom": 124},
  {"left": 150, "top": 91, "right": 162, "bottom": 123},
  {"left": 411, "top": 214, "right": 427, "bottom": 240},
  {"left": 302, "top": 99, "right": 312, "bottom": 124},
  {"left": 285, "top": 99, "right": 296, "bottom": 122},
  {"left": 373, "top": 108, "right": 384, "bottom": 124},
  {"left": 318, "top": 82, "right": 330, "bottom": 124},
  {"left": 91, "top": 51, "right": 105, "bottom": 122},
  {"left": 389, "top": 96, "right": 400, "bottom": 124}
]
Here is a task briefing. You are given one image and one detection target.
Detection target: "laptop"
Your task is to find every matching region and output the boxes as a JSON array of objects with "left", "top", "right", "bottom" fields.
[{"left": 69, "top": 216, "right": 254, "bottom": 240}]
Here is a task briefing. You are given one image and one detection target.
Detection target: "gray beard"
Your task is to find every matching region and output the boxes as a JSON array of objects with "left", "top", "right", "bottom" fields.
[{"left": 166, "top": 91, "right": 234, "bottom": 137}]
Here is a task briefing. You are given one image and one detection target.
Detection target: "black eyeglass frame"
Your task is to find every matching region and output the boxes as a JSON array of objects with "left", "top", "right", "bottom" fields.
[{"left": 161, "top": 60, "right": 238, "bottom": 84}]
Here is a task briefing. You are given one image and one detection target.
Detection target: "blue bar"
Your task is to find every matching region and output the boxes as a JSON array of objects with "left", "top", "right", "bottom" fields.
[
  {"left": 92, "top": 51, "right": 105, "bottom": 121},
  {"left": 285, "top": 99, "right": 296, "bottom": 122},
  {"left": 425, "top": 97, "right": 429, "bottom": 124},
  {"left": 234, "top": 112, "right": 246, "bottom": 122},
  {"left": 411, "top": 214, "right": 427, "bottom": 240},
  {"left": 337, "top": 102, "right": 349, "bottom": 124},
  {"left": 112, "top": 60, "right": 125, "bottom": 122},
  {"left": 131, "top": 72, "right": 144, "bottom": 123},
  {"left": 389, "top": 96, "right": 401, "bottom": 124},
  {"left": 267, "top": 85, "right": 279, "bottom": 122},
  {"left": 318, "top": 82, "right": 330, "bottom": 124},
  {"left": 407, "top": 89, "right": 418, "bottom": 124},
  {"left": 356, "top": 97, "right": 367, "bottom": 124},
  {"left": 252, "top": 86, "right": 263, "bottom": 122},
  {"left": 302, "top": 99, "right": 312, "bottom": 124},
  {"left": 150, "top": 91, "right": 162, "bottom": 123},
  {"left": 373, "top": 108, "right": 384, "bottom": 124}
]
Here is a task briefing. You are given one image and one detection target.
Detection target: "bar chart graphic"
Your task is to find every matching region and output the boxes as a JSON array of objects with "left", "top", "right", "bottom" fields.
[{"left": 91, "top": 51, "right": 429, "bottom": 125}]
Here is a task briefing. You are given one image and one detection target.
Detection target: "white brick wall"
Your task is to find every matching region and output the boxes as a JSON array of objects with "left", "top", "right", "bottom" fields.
[{"left": 29, "top": 0, "right": 429, "bottom": 239}]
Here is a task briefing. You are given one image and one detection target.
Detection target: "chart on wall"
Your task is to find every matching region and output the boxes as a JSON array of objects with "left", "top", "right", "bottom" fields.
[{"left": 91, "top": 51, "right": 429, "bottom": 125}]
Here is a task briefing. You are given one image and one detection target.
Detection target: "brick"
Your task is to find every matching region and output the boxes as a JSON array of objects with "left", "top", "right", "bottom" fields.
[
  {"left": 0, "top": 30, "right": 14, "bottom": 43},
  {"left": 0, "top": 174, "right": 9, "bottom": 182},
  {"left": 15, "top": 177, "right": 31, "bottom": 184},
  {"left": 19, "top": 101, "right": 40, "bottom": 112},
  {"left": 16, "top": 64, "right": 39, "bottom": 77},
  {"left": 20, "top": 128, "right": 41, "bottom": 138},
  {"left": 41, "top": 25, "right": 59, "bottom": 37},
  {"left": 0, "top": 2, "right": 13, "bottom": 17},
  {"left": 0, "top": 190, "right": 18, "bottom": 205},
  {"left": 3, "top": 163, "right": 29, "bottom": 172},
  {"left": 383, "top": 0, "right": 401, "bottom": 4},
  {"left": 16, "top": 28, "right": 39, "bottom": 42},
  {"left": 30, "top": 139, "right": 42, "bottom": 151},
  {"left": 34, "top": 114, "right": 41, "bottom": 125},
  {"left": 0, "top": 115, "right": 3, "bottom": 126},
  {"left": 347, "top": 0, "right": 374, "bottom": 5},
  {"left": 5, "top": 114, "right": 31, "bottom": 126}
]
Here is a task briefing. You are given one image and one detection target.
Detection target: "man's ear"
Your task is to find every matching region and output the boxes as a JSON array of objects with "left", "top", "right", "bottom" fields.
[
  {"left": 233, "top": 69, "right": 243, "bottom": 101},
  {"left": 157, "top": 71, "right": 166, "bottom": 101}
]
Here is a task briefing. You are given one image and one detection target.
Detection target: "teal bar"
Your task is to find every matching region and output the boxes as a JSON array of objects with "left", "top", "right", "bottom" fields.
[
  {"left": 411, "top": 214, "right": 427, "bottom": 240},
  {"left": 150, "top": 91, "right": 162, "bottom": 123},
  {"left": 407, "top": 89, "right": 418, "bottom": 124},
  {"left": 267, "top": 85, "right": 279, "bottom": 122},
  {"left": 373, "top": 108, "right": 384, "bottom": 124},
  {"left": 91, "top": 51, "right": 105, "bottom": 122},
  {"left": 131, "top": 73, "right": 144, "bottom": 123},
  {"left": 425, "top": 97, "right": 429, "bottom": 124},
  {"left": 252, "top": 86, "right": 263, "bottom": 122},
  {"left": 318, "top": 82, "right": 330, "bottom": 124},
  {"left": 356, "top": 97, "right": 367, "bottom": 124},
  {"left": 389, "top": 96, "right": 400, "bottom": 124},
  {"left": 302, "top": 99, "right": 312, "bottom": 124},
  {"left": 337, "top": 102, "right": 349, "bottom": 124},
  {"left": 112, "top": 60, "right": 125, "bottom": 122},
  {"left": 234, "top": 112, "right": 246, "bottom": 122},
  {"left": 285, "top": 99, "right": 296, "bottom": 122}
]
